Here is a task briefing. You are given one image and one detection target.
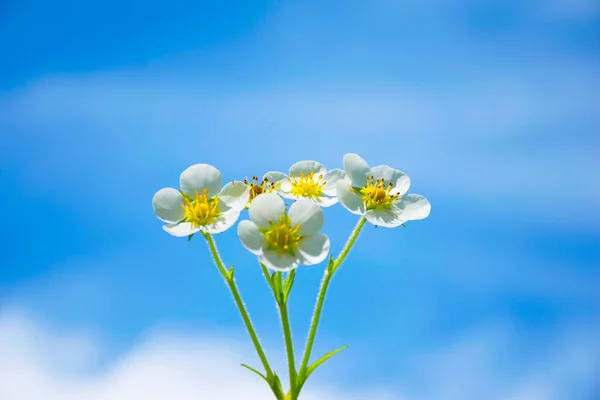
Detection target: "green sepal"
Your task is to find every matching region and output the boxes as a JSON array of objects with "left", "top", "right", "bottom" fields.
[
  {"left": 297, "top": 344, "right": 349, "bottom": 392},
  {"left": 350, "top": 185, "right": 363, "bottom": 194},
  {"left": 402, "top": 223, "right": 407, "bottom": 228},
  {"left": 226, "top": 265, "right": 235, "bottom": 281},
  {"left": 260, "top": 263, "right": 275, "bottom": 289},
  {"left": 260, "top": 264, "right": 285, "bottom": 305},
  {"left": 179, "top": 189, "right": 191, "bottom": 200},
  {"left": 326, "top": 253, "right": 335, "bottom": 273},
  {"left": 282, "top": 269, "right": 296, "bottom": 302},
  {"left": 187, "top": 233, "right": 194, "bottom": 241},
  {"left": 274, "top": 272, "right": 284, "bottom": 304}
]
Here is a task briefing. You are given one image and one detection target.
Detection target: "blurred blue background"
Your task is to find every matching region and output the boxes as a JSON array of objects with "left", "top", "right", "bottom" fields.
[{"left": 1, "top": 1, "right": 599, "bottom": 399}]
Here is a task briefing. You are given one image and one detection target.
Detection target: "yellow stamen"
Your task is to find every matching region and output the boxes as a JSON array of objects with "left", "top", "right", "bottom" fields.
[
  {"left": 181, "top": 188, "right": 221, "bottom": 227},
  {"left": 360, "top": 176, "right": 400, "bottom": 210},
  {"left": 288, "top": 171, "right": 325, "bottom": 198},
  {"left": 244, "top": 176, "right": 277, "bottom": 204},
  {"left": 264, "top": 214, "right": 303, "bottom": 256}
]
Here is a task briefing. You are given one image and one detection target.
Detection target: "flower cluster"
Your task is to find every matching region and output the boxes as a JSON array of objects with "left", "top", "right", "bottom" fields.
[
  {"left": 152, "top": 153, "right": 431, "bottom": 400},
  {"left": 152, "top": 154, "right": 431, "bottom": 271}
]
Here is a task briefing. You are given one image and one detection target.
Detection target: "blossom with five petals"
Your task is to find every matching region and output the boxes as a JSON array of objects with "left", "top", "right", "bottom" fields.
[
  {"left": 336, "top": 153, "right": 431, "bottom": 227},
  {"left": 270, "top": 160, "right": 346, "bottom": 207},
  {"left": 152, "top": 164, "right": 249, "bottom": 236},
  {"left": 237, "top": 193, "right": 330, "bottom": 271}
]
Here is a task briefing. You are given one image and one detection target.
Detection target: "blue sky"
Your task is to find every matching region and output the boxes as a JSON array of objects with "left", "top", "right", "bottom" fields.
[{"left": 1, "top": 1, "right": 599, "bottom": 399}]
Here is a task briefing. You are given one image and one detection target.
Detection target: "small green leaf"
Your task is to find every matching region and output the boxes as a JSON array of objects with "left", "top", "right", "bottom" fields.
[
  {"left": 326, "top": 253, "right": 335, "bottom": 273},
  {"left": 274, "top": 272, "right": 285, "bottom": 304},
  {"left": 298, "top": 344, "right": 349, "bottom": 390},
  {"left": 272, "top": 372, "right": 282, "bottom": 387},
  {"left": 273, "top": 271, "right": 281, "bottom": 291},
  {"left": 270, "top": 372, "right": 285, "bottom": 398},
  {"left": 241, "top": 365, "right": 284, "bottom": 399},
  {"left": 227, "top": 265, "right": 235, "bottom": 280},
  {"left": 282, "top": 269, "right": 296, "bottom": 302},
  {"left": 402, "top": 223, "right": 407, "bottom": 228},
  {"left": 260, "top": 263, "right": 275, "bottom": 289},
  {"left": 240, "top": 363, "right": 268, "bottom": 382},
  {"left": 187, "top": 233, "right": 194, "bottom": 241}
]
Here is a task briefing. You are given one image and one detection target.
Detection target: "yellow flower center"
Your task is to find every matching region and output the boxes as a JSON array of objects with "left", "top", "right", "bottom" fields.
[
  {"left": 264, "top": 215, "right": 303, "bottom": 256},
  {"left": 360, "top": 176, "right": 400, "bottom": 210},
  {"left": 244, "top": 176, "right": 277, "bottom": 204},
  {"left": 288, "top": 171, "right": 325, "bottom": 198},
  {"left": 181, "top": 188, "right": 221, "bottom": 228}
]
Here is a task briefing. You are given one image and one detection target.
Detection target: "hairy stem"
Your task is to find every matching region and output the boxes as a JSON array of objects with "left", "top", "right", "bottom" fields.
[
  {"left": 298, "top": 216, "right": 367, "bottom": 381},
  {"left": 202, "top": 232, "right": 274, "bottom": 382}
]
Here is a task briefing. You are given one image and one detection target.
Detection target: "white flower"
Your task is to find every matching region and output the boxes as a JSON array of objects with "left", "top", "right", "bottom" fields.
[
  {"left": 269, "top": 160, "right": 346, "bottom": 207},
  {"left": 336, "top": 153, "right": 431, "bottom": 228},
  {"left": 152, "top": 164, "right": 250, "bottom": 236},
  {"left": 242, "top": 172, "right": 289, "bottom": 208},
  {"left": 237, "top": 193, "right": 330, "bottom": 271}
]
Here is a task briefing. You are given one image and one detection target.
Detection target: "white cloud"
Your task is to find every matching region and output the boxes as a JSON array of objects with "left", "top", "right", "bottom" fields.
[
  {"left": 1, "top": 307, "right": 598, "bottom": 400},
  {"left": 402, "top": 322, "right": 600, "bottom": 400},
  {"left": 0, "top": 308, "right": 402, "bottom": 400}
]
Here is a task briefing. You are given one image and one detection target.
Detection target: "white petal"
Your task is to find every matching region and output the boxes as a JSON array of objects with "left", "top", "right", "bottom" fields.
[
  {"left": 248, "top": 193, "right": 286, "bottom": 228},
  {"left": 312, "top": 196, "right": 338, "bottom": 207},
  {"left": 263, "top": 171, "right": 289, "bottom": 185},
  {"left": 336, "top": 179, "right": 365, "bottom": 215},
  {"left": 321, "top": 169, "right": 346, "bottom": 196},
  {"left": 370, "top": 165, "right": 411, "bottom": 195},
  {"left": 288, "top": 198, "right": 324, "bottom": 236},
  {"left": 202, "top": 209, "right": 241, "bottom": 234},
  {"left": 163, "top": 222, "right": 201, "bottom": 237},
  {"left": 365, "top": 208, "right": 406, "bottom": 228},
  {"left": 289, "top": 160, "right": 327, "bottom": 177},
  {"left": 152, "top": 188, "right": 185, "bottom": 223},
  {"left": 237, "top": 220, "right": 264, "bottom": 255},
  {"left": 279, "top": 191, "right": 300, "bottom": 200},
  {"left": 343, "top": 153, "right": 370, "bottom": 187},
  {"left": 394, "top": 194, "right": 431, "bottom": 220},
  {"left": 260, "top": 250, "right": 299, "bottom": 272},
  {"left": 180, "top": 164, "right": 222, "bottom": 198},
  {"left": 219, "top": 181, "right": 250, "bottom": 211},
  {"left": 278, "top": 179, "right": 294, "bottom": 195},
  {"left": 297, "top": 233, "right": 330, "bottom": 265}
]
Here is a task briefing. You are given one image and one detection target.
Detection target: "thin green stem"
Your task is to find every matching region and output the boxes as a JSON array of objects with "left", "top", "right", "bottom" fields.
[
  {"left": 298, "top": 216, "right": 367, "bottom": 380},
  {"left": 298, "top": 268, "right": 332, "bottom": 382},
  {"left": 261, "top": 264, "right": 273, "bottom": 289},
  {"left": 277, "top": 272, "right": 297, "bottom": 399},
  {"left": 331, "top": 216, "right": 368, "bottom": 272},
  {"left": 202, "top": 232, "right": 274, "bottom": 380}
]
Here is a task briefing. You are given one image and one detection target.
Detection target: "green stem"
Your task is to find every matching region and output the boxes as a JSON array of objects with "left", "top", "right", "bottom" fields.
[
  {"left": 298, "top": 216, "right": 367, "bottom": 380},
  {"left": 202, "top": 232, "right": 274, "bottom": 380},
  {"left": 331, "top": 216, "right": 368, "bottom": 273},
  {"left": 277, "top": 272, "right": 297, "bottom": 399}
]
